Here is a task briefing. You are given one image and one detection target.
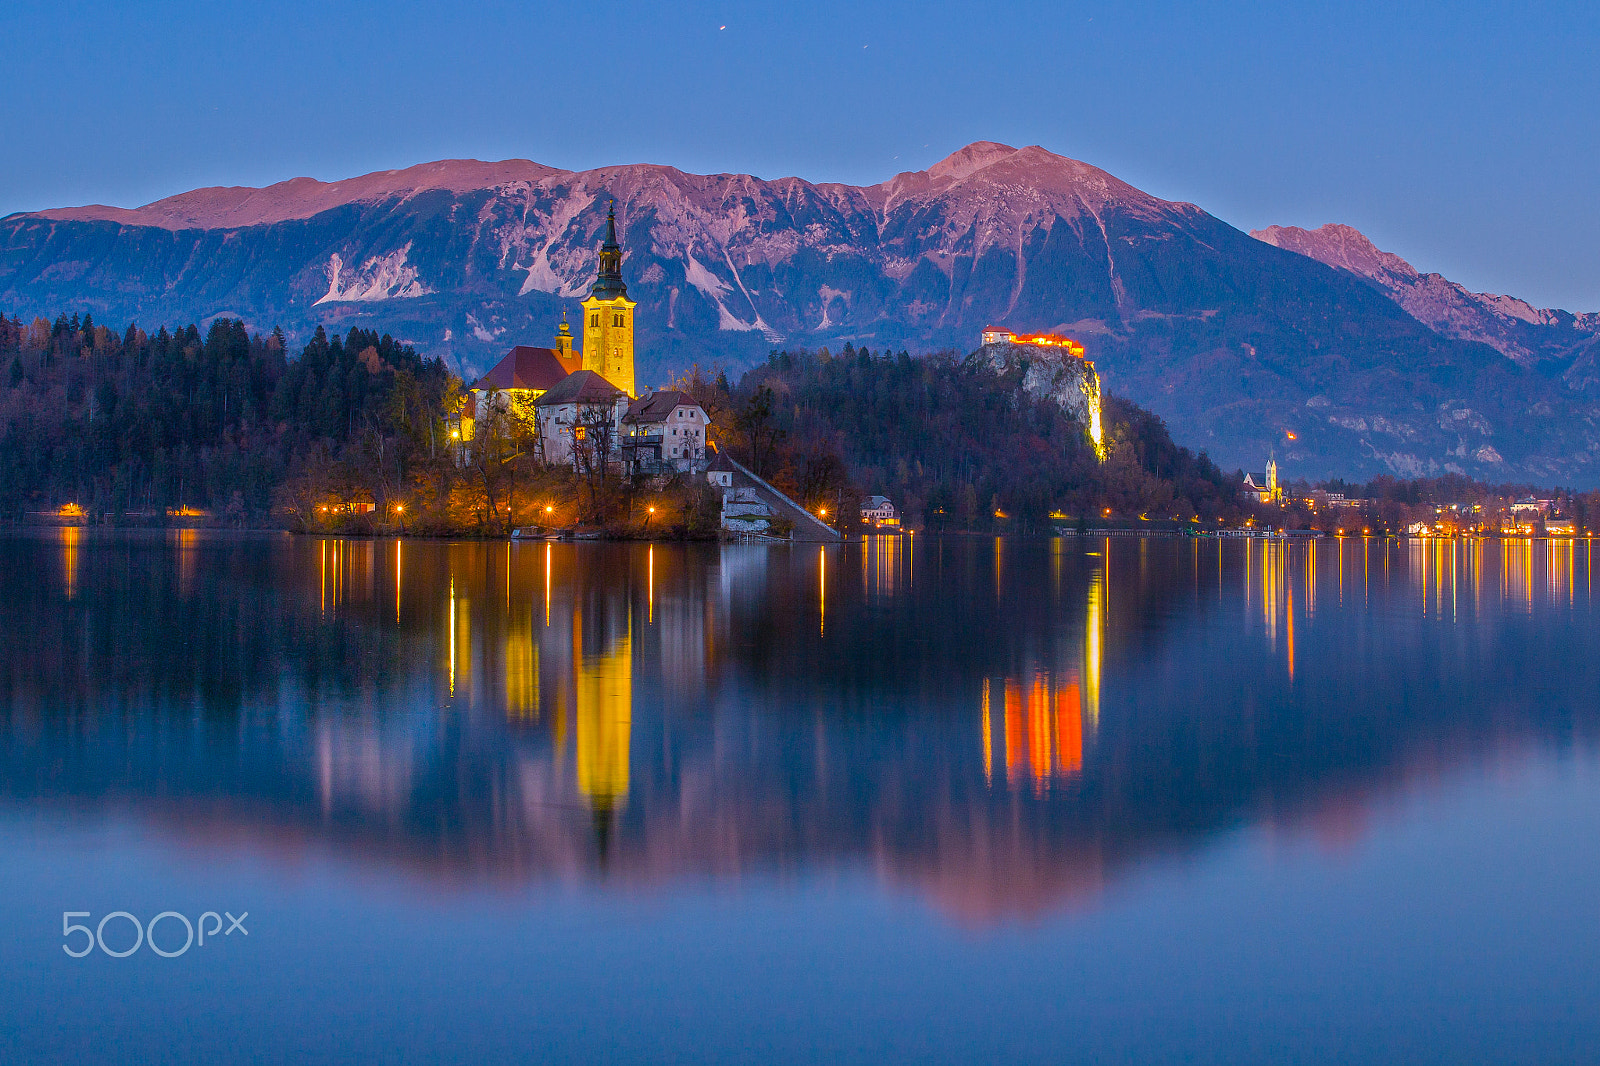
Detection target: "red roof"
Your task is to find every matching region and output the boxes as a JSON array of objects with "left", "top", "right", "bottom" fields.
[
  {"left": 533, "top": 369, "right": 626, "bottom": 406},
  {"left": 474, "top": 346, "right": 573, "bottom": 392},
  {"left": 623, "top": 390, "right": 701, "bottom": 424}
]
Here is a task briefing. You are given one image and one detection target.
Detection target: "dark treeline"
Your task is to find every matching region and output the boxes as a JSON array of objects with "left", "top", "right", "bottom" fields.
[
  {"left": 24, "top": 312, "right": 1577, "bottom": 537},
  {"left": 1314, "top": 474, "right": 1547, "bottom": 506},
  {"left": 0, "top": 312, "right": 455, "bottom": 521},
  {"left": 686, "top": 344, "right": 1244, "bottom": 532}
]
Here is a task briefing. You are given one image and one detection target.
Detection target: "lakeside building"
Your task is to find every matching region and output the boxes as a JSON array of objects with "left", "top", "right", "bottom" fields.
[
  {"left": 706, "top": 448, "right": 735, "bottom": 489},
  {"left": 1241, "top": 456, "right": 1283, "bottom": 505},
  {"left": 621, "top": 389, "right": 710, "bottom": 474},
  {"left": 860, "top": 496, "right": 899, "bottom": 529}
]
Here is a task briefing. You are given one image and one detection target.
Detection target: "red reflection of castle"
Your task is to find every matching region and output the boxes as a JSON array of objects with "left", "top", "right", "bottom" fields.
[{"left": 983, "top": 673, "right": 1085, "bottom": 792}]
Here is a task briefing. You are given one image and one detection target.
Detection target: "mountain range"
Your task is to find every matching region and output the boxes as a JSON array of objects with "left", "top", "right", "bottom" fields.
[{"left": 4, "top": 141, "right": 1599, "bottom": 484}]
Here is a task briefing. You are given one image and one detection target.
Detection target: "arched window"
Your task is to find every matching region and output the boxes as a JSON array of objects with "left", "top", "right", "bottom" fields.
[{"left": 590, "top": 314, "right": 599, "bottom": 328}]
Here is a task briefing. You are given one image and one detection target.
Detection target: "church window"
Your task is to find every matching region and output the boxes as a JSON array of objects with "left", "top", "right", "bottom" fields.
[{"left": 590, "top": 314, "right": 599, "bottom": 328}]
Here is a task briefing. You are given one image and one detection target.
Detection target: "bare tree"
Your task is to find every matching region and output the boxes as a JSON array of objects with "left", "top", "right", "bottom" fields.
[
  {"left": 571, "top": 400, "right": 621, "bottom": 524},
  {"left": 466, "top": 392, "right": 540, "bottom": 533}
]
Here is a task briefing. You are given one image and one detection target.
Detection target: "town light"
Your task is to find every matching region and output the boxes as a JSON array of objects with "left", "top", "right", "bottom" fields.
[
  {"left": 819, "top": 507, "right": 828, "bottom": 517},
  {"left": 450, "top": 429, "right": 460, "bottom": 439},
  {"left": 1103, "top": 508, "right": 1112, "bottom": 517},
  {"left": 545, "top": 505, "right": 554, "bottom": 514},
  {"left": 394, "top": 504, "right": 403, "bottom": 512},
  {"left": 648, "top": 506, "right": 656, "bottom": 514}
]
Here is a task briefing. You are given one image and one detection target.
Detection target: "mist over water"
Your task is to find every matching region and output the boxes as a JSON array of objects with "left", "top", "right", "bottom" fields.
[{"left": 4, "top": 531, "right": 1600, "bottom": 1063}]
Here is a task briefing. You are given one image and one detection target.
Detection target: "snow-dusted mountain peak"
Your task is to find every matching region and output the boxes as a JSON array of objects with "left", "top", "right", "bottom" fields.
[
  {"left": 925, "top": 141, "right": 1020, "bottom": 184},
  {"left": 1253, "top": 223, "right": 1419, "bottom": 283},
  {"left": 1253, "top": 222, "right": 1600, "bottom": 367}
]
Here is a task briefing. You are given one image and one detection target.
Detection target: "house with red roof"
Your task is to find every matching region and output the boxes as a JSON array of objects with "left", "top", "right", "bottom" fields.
[{"left": 620, "top": 389, "right": 710, "bottom": 474}]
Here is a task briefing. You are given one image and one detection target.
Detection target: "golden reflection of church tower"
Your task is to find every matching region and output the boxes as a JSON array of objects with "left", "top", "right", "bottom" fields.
[{"left": 576, "top": 630, "right": 633, "bottom": 811}]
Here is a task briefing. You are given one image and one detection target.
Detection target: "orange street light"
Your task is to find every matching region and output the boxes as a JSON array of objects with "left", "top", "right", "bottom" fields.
[
  {"left": 545, "top": 505, "right": 554, "bottom": 514},
  {"left": 819, "top": 507, "right": 828, "bottom": 517}
]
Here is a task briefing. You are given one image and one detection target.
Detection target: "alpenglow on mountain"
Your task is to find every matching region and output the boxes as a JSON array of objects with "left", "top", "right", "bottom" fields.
[{"left": 5, "top": 142, "right": 1600, "bottom": 484}]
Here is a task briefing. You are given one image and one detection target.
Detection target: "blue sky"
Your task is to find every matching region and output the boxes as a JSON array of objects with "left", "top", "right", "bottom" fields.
[{"left": 2, "top": 0, "right": 1596, "bottom": 308}]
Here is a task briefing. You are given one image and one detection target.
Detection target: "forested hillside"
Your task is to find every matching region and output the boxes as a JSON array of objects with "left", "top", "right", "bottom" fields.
[
  {"left": 0, "top": 313, "right": 455, "bottom": 521},
  {"left": 692, "top": 345, "right": 1244, "bottom": 532}
]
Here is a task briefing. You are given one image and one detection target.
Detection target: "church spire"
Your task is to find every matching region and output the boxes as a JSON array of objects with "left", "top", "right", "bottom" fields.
[
  {"left": 591, "top": 201, "right": 627, "bottom": 299},
  {"left": 578, "top": 198, "right": 638, "bottom": 397}
]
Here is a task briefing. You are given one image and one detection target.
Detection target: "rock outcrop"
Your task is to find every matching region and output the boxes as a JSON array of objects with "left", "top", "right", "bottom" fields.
[{"left": 970, "top": 340, "right": 1104, "bottom": 456}]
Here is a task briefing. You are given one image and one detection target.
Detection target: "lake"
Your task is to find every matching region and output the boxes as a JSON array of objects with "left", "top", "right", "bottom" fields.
[{"left": 3, "top": 530, "right": 1599, "bottom": 1063}]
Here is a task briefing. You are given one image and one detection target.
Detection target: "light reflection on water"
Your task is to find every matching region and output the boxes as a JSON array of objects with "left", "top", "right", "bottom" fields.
[{"left": 5, "top": 530, "right": 1600, "bottom": 1062}]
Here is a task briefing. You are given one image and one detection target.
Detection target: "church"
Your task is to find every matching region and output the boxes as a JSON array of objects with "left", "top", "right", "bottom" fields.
[{"left": 460, "top": 203, "right": 710, "bottom": 470}]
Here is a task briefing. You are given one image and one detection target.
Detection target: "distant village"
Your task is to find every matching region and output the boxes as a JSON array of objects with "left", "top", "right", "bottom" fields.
[{"left": 1236, "top": 456, "right": 1587, "bottom": 538}]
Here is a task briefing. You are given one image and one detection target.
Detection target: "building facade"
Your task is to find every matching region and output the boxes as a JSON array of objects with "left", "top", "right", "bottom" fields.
[
  {"left": 860, "top": 496, "right": 899, "bottom": 528},
  {"left": 534, "top": 371, "right": 630, "bottom": 468},
  {"left": 1242, "top": 456, "right": 1282, "bottom": 505},
  {"left": 620, "top": 390, "right": 710, "bottom": 474}
]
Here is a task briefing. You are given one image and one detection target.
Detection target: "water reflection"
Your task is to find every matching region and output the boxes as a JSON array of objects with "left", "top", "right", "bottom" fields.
[{"left": 5, "top": 533, "right": 1600, "bottom": 922}]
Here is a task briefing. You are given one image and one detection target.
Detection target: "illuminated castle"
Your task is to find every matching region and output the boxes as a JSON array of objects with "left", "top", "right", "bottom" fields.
[
  {"left": 980, "top": 327, "right": 1086, "bottom": 359},
  {"left": 979, "top": 327, "right": 1104, "bottom": 460}
]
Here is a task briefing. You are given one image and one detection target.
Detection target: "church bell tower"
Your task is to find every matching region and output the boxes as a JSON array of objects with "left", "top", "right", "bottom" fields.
[{"left": 580, "top": 202, "right": 637, "bottom": 397}]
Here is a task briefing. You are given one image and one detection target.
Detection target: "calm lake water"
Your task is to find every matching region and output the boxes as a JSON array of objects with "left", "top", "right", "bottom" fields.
[{"left": 3, "top": 529, "right": 1600, "bottom": 1063}]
